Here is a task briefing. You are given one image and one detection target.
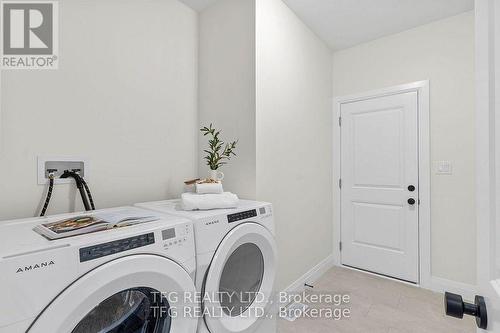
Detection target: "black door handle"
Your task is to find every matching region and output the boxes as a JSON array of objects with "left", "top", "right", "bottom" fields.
[
  {"left": 408, "top": 185, "right": 416, "bottom": 192},
  {"left": 445, "top": 292, "right": 487, "bottom": 329},
  {"left": 407, "top": 198, "right": 416, "bottom": 205}
]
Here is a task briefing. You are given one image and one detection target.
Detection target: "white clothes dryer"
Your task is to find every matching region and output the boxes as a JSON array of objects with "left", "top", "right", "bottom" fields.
[
  {"left": 0, "top": 207, "right": 198, "bottom": 333},
  {"left": 135, "top": 200, "right": 277, "bottom": 333}
]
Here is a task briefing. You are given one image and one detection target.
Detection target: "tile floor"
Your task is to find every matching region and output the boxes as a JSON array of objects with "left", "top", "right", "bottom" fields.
[{"left": 277, "top": 266, "right": 476, "bottom": 333}]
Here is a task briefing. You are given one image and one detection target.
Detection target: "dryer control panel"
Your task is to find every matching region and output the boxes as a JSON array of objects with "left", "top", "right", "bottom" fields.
[{"left": 228, "top": 209, "right": 257, "bottom": 223}]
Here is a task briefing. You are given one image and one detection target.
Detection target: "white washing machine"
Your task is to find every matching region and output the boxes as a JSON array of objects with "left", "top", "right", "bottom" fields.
[
  {"left": 0, "top": 207, "right": 198, "bottom": 333},
  {"left": 135, "top": 200, "right": 277, "bottom": 333}
]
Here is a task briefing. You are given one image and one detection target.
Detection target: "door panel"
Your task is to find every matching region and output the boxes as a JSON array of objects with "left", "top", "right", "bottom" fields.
[
  {"left": 352, "top": 108, "right": 403, "bottom": 187},
  {"left": 341, "top": 91, "right": 419, "bottom": 283},
  {"left": 352, "top": 202, "right": 403, "bottom": 252}
]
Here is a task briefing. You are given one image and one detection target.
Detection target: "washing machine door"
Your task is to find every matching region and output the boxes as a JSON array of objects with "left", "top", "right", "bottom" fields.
[
  {"left": 203, "top": 223, "right": 277, "bottom": 333},
  {"left": 28, "top": 255, "right": 197, "bottom": 333}
]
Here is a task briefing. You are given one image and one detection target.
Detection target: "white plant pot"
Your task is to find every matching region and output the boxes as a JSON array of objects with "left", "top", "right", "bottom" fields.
[{"left": 208, "top": 169, "right": 224, "bottom": 182}]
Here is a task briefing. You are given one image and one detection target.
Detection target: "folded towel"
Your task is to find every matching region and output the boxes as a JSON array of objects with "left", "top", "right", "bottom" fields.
[
  {"left": 196, "top": 182, "right": 224, "bottom": 194},
  {"left": 181, "top": 192, "right": 239, "bottom": 211}
]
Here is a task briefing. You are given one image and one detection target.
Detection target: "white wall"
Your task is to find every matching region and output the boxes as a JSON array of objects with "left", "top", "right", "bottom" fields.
[
  {"left": 256, "top": 0, "right": 333, "bottom": 290},
  {"left": 332, "top": 11, "right": 476, "bottom": 284},
  {"left": 198, "top": 0, "right": 256, "bottom": 199},
  {"left": 198, "top": 0, "right": 333, "bottom": 290},
  {"left": 0, "top": 0, "right": 198, "bottom": 220}
]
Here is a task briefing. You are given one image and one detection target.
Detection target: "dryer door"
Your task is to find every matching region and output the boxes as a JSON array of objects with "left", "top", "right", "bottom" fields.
[
  {"left": 28, "top": 255, "right": 197, "bottom": 333},
  {"left": 203, "top": 223, "right": 277, "bottom": 333}
]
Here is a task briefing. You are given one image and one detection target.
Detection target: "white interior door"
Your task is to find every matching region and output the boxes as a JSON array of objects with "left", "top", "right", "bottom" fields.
[{"left": 340, "top": 91, "right": 419, "bottom": 283}]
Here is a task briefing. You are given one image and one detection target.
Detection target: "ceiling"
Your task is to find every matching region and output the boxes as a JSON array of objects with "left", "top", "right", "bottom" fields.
[
  {"left": 179, "top": 0, "right": 474, "bottom": 50},
  {"left": 180, "top": 0, "right": 218, "bottom": 11}
]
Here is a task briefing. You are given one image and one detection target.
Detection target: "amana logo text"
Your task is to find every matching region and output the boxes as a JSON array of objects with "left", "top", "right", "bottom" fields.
[
  {"left": 205, "top": 220, "right": 220, "bottom": 226},
  {"left": 16, "top": 260, "right": 55, "bottom": 273}
]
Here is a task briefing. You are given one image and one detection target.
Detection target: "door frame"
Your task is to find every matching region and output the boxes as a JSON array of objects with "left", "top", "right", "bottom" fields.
[
  {"left": 332, "top": 80, "right": 431, "bottom": 288},
  {"left": 475, "top": 0, "right": 500, "bottom": 331}
]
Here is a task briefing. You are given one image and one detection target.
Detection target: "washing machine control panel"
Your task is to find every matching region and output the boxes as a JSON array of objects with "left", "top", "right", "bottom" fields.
[
  {"left": 162, "top": 223, "right": 191, "bottom": 250},
  {"left": 79, "top": 233, "right": 155, "bottom": 262},
  {"left": 228, "top": 209, "right": 257, "bottom": 223}
]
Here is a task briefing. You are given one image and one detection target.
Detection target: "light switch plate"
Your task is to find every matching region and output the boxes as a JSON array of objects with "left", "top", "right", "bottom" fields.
[
  {"left": 37, "top": 156, "right": 88, "bottom": 185},
  {"left": 435, "top": 161, "right": 452, "bottom": 175}
]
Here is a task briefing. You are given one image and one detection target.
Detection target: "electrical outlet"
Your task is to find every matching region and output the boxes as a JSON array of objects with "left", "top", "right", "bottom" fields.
[
  {"left": 435, "top": 161, "right": 452, "bottom": 175},
  {"left": 37, "top": 156, "right": 88, "bottom": 185}
]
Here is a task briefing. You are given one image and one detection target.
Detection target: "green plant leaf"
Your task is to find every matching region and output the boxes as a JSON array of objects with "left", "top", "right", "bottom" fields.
[{"left": 200, "top": 123, "right": 238, "bottom": 170}]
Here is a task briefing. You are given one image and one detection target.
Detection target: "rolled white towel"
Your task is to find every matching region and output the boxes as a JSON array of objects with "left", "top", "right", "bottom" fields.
[
  {"left": 196, "top": 182, "right": 224, "bottom": 194},
  {"left": 181, "top": 192, "right": 239, "bottom": 211}
]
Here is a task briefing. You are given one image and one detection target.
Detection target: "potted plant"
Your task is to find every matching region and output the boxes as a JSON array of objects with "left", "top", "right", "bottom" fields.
[{"left": 200, "top": 124, "right": 238, "bottom": 181}]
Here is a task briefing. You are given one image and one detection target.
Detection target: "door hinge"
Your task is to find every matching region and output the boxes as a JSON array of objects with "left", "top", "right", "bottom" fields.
[
  {"left": 338, "top": 117, "right": 342, "bottom": 127},
  {"left": 339, "top": 178, "right": 342, "bottom": 189},
  {"left": 339, "top": 242, "right": 342, "bottom": 251}
]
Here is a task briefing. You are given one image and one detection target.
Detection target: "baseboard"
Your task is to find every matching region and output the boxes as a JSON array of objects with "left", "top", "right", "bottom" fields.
[
  {"left": 428, "top": 276, "right": 477, "bottom": 301},
  {"left": 281, "top": 254, "right": 335, "bottom": 294},
  {"left": 272, "top": 254, "right": 335, "bottom": 313}
]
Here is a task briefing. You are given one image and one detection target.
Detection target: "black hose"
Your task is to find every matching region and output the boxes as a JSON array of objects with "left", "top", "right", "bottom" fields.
[
  {"left": 77, "top": 184, "right": 91, "bottom": 211},
  {"left": 60, "top": 170, "right": 92, "bottom": 211},
  {"left": 40, "top": 176, "right": 54, "bottom": 217},
  {"left": 80, "top": 177, "right": 96, "bottom": 210}
]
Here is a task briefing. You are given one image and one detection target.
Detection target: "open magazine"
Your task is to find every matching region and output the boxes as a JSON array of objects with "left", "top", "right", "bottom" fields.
[{"left": 34, "top": 208, "right": 161, "bottom": 240}]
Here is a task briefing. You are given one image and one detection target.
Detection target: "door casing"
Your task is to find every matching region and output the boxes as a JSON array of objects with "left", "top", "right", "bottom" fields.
[
  {"left": 332, "top": 80, "right": 431, "bottom": 288},
  {"left": 475, "top": 0, "right": 500, "bottom": 331}
]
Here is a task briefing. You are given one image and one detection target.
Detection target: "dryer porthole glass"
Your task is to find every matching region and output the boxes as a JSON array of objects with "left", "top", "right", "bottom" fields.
[
  {"left": 219, "top": 243, "right": 264, "bottom": 316},
  {"left": 72, "top": 287, "right": 170, "bottom": 333}
]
